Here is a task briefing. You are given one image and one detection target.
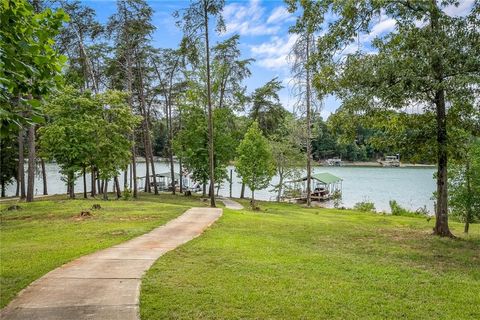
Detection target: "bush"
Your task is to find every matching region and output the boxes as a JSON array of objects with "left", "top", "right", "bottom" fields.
[
  {"left": 122, "top": 188, "right": 133, "bottom": 200},
  {"left": 353, "top": 201, "right": 376, "bottom": 212},
  {"left": 389, "top": 200, "right": 427, "bottom": 217}
]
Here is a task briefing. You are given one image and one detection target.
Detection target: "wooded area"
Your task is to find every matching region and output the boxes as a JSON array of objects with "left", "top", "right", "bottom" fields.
[{"left": 1, "top": 0, "right": 479, "bottom": 237}]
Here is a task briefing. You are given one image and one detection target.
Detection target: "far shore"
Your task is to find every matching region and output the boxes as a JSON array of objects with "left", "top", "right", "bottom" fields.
[
  {"left": 316, "top": 161, "right": 436, "bottom": 168},
  {"left": 134, "top": 157, "right": 437, "bottom": 168}
]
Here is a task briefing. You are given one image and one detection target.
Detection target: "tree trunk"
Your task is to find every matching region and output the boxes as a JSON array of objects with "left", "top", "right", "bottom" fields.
[
  {"left": 26, "top": 124, "right": 35, "bottom": 202},
  {"left": 144, "top": 149, "right": 150, "bottom": 192},
  {"left": 124, "top": 166, "right": 128, "bottom": 189},
  {"left": 136, "top": 53, "right": 157, "bottom": 195},
  {"left": 83, "top": 167, "right": 87, "bottom": 198},
  {"left": 240, "top": 182, "right": 245, "bottom": 199},
  {"left": 40, "top": 158, "right": 47, "bottom": 195},
  {"left": 430, "top": 4, "right": 452, "bottom": 237},
  {"left": 179, "top": 158, "right": 183, "bottom": 193},
  {"left": 114, "top": 176, "right": 121, "bottom": 199},
  {"left": 1, "top": 138, "right": 5, "bottom": 197},
  {"left": 68, "top": 172, "right": 75, "bottom": 199},
  {"left": 251, "top": 189, "right": 255, "bottom": 208},
  {"left": 204, "top": 3, "right": 216, "bottom": 208},
  {"left": 91, "top": 166, "right": 96, "bottom": 197},
  {"left": 129, "top": 163, "right": 133, "bottom": 189},
  {"left": 18, "top": 128, "right": 26, "bottom": 199},
  {"left": 305, "top": 33, "right": 312, "bottom": 207},
  {"left": 132, "top": 146, "right": 138, "bottom": 198},
  {"left": 229, "top": 169, "right": 233, "bottom": 198},
  {"left": 168, "top": 97, "right": 176, "bottom": 195},
  {"left": 97, "top": 171, "right": 101, "bottom": 195},
  {"left": 103, "top": 179, "right": 108, "bottom": 200},
  {"left": 202, "top": 179, "right": 207, "bottom": 197},
  {"left": 277, "top": 172, "right": 284, "bottom": 202},
  {"left": 15, "top": 178, "right": 19, "bottom": 197},
  {"left": 464, "top": 159, "right": 472, "bottom": 234}
]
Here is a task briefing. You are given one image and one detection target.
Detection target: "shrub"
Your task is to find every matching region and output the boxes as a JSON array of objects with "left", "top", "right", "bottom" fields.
[
  {"left": 389, "top": 200, "right": 427, "bottom": 217},
  {"left": 122, "top": 188, "right": 133, "bottom": 200},
  {"left": 353, "top": 201, "right": 376, "bottom": 212}
]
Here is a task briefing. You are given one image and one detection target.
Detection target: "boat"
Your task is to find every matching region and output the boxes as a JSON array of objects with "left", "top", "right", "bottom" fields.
[
  {"left": 282, "top": 172, "right": 343, "bottom": 203},
  {"left": 378, "top": 155, "right": 400, "bottom": 167},
  {"left": 325, "top": 157, "right": 343, "bottom": 166},
  {"left": 137, "top": 172, "right": 199, "bottom": 192}
]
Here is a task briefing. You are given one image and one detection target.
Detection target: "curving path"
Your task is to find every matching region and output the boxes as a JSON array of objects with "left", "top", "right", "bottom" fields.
[
  {"left": 218, "top": 197, "right": 244, "bottom": 210},
  {"left": 0, "top": 207, "right": 222, "bottom": 320}
]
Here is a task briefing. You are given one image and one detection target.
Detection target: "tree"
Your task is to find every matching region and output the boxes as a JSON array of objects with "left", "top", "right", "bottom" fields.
[
  {"left": 0, "top": 0, "right": 67, "bottom": 136},
  {"left": 107, "top": 0, "right": 156, "bottom": 197},
  {"left": 176, "top": 0, "right": 225, "bottom": 207},
  {"left": 448, "top": 139, "right": 480, "bottom": 234},
  {"left": 1, "top": 0, "right": 67, "bottom": 202},
  {"left": 287, "top": 0, "right": 324, "bottom": 207},
  {"left": 270, "top": 137, "right": 304, "bottom": 202},
  {"left": 151, "top": 48, "right": 186, "bottom": 195},
  {"left": 39, "top": 87, "right": 138, "bottom": 199},
  {"left": 0, "top": 133, "right": 18, "bottom": 197},
  {"left": 236, "top": 121, "right": 275, "bottom": 207},
  {"left": 249, "top": 78, "right": 289, "bottom": 137},
  {"left": 212, "top": 35, "right": 253, "bottom": 110},
  {"left": 306, "top": 1, "right": 480, "bottom": 237},
  {"left": 55, "top": 0, "right": 103, "bottom": 92},
  {"left": 173, "top": 99, "right": 235, "bottom": 197}
]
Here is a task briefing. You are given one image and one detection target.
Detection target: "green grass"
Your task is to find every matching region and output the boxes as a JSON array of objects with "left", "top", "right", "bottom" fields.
[
  {"left": 0, "top": 193, "right": 205, "bottom": 308},
  {"left": 140, "top": 200, "right": 480, "bottom": 320}
]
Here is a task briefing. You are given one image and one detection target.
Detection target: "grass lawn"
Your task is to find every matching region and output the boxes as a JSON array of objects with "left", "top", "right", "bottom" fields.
[
  {"left": 0, "top": 193, "right": 205, "bottom": 308},
  {"left": 140, "top": 200, "right": 480, "bottom": 319}
]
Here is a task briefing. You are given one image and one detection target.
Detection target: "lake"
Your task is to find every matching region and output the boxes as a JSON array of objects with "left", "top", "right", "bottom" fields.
[{"left": 5, "top": 162, "right": 436, "bottom": 213}]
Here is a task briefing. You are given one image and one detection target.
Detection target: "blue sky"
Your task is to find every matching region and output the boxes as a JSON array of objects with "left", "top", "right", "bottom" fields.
[{"left": 83, "top": 0, "right": 475, "bottom": 119}]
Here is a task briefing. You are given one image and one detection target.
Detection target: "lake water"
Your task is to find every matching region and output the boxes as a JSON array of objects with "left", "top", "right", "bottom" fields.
[{"left": 5, "top": 162, "right": 436, "bottom": 213}]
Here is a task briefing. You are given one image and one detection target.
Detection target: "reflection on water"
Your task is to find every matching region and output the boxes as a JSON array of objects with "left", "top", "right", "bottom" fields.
[{"left": 5, "top": 162, "right": 436, "bottom": 213}]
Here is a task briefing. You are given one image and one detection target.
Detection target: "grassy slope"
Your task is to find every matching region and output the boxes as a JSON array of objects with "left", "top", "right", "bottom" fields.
[
  {"left": 0, "top": 193, "right": 205, "bottom": 308},
  {"left": 141, "top": 201, "right": 480, "bottom": 320}
]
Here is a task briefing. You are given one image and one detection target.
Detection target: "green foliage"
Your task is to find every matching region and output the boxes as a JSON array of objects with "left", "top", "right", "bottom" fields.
[
  {"left": 389, "top": 200, "right": 427, "bottom": 217},
  {"left": 173, "top": 102, "right": 235, "bottom": 186},
  {"left": 39, "top": 87, "right": 139, "bottom": 189},
  {"left": 0, "top": 0, "right": 68, "bottom": 136},
  {"left": 448, "top": 139, "right": 480, "bottom": 230},
  {"left": 249, "top": 78, "right": 289, "bottom": 137},
  {"left": 353, "top": 201, "right": 376, "bottom": 213},
  {"left": 122, "top": 187, "right": 133, "bottom": 200},
  {"left": 0, "top": 132, "right": 18, "bottom": 194},
  {"left": 236, "top": 122, "right": 275, "bottom": 200}
]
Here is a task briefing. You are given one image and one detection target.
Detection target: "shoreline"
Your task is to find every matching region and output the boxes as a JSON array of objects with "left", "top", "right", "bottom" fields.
[{"left": 316, "top": 161, "right": 436, "bottom": 168}]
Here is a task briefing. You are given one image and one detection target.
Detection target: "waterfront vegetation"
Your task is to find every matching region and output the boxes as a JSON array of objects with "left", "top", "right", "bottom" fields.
[{"left": 1, "top": 0, "right": 480, "bottom": 318}]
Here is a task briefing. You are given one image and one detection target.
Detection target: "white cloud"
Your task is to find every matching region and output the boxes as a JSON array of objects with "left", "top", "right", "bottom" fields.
[
  {"left": 223, "top": 0, "right": 279, "bottom": 36},
  {"left": 369, "top": 17, "right": 396, "bottom": 38},
  {"left": 443, "top": 0, "right": 475, "bottom": 17},
  {"left": 267, "top": 6, "right": 294, "bottom": 24},
  {"left": 222, "top": 1, "right": 295, "bottom": 36},
  {"left": 250, "top": 34, "right": 299, "bottom": 71}
]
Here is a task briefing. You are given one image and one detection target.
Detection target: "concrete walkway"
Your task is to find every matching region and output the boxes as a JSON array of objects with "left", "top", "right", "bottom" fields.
[
  {"left": 0, "top": 207, "right": 222, "bottom": 320},
  {"left": 218, "top": 197, "right": 244, "bottom": 210}
]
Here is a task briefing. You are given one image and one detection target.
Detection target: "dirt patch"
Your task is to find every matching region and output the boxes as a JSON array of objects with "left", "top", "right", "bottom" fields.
[{"left": 72, "top": 211, "right": 93, "bottom": 221}]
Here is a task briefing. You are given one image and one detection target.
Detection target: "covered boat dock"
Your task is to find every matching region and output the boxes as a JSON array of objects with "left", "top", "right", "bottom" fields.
[{"left": 283, "top": 172, "right": 343, "bottom": 203}]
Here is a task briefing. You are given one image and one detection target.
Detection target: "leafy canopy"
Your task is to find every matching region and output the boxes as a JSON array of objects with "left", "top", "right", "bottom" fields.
[{"left": 236, "top": 121, "right": 275, "bottom": 195}]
